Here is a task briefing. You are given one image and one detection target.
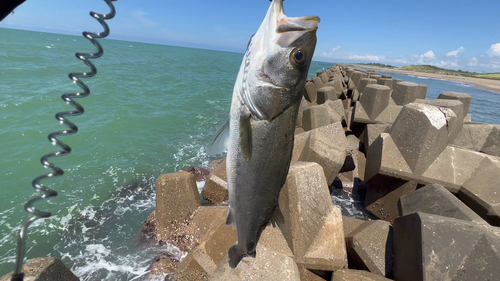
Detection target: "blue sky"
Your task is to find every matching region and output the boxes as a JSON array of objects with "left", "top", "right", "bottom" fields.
[{"left": 2, "top": 0, "right": 500, "bottom": 72}]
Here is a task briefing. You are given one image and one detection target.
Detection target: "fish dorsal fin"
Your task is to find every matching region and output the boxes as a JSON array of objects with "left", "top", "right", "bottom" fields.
[
  {"left": 226, "top": 208, "right": 236, "bottom": 226},
  {"left": 269, "top": 204, "right": 285, "bottom": 228},
  {"left": 207, "top": 120, "right": 229, "bottom": 155},
  {"left": 239, "top": 112, "right": 253, "bottom": 161}
]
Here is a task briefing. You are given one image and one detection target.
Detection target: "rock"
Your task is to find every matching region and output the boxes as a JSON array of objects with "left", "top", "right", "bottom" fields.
[
  {"left": 150, "top": 252, "right": 180, "bottom": 278},
  {"left": 202, "top": 158, "right": 228, "bottom": 203},
  {"left": 0, "top": 257, "right": 79, "bottom": 281},
  {"left": 136, "top": 210, "right": 158, "bottom": 245},
  {"left": 317, "top": 86, "right": 337, "bottom": 104},
  {"left": 393, "top": 212, "right": 500, "bottom": 281},
  {"left": 156, "top": 171, "right": 201, "bottom": 239},
  {"left": 388, "top": 103, "right": 455, "bottom": 175},
  {"left": 358, "top": 84, "right": 392, "bottom": 120},
  {"left": 210, "top": 245, "right": 301, "bottom": 280},
  {"left": 331, "top": 269, "right": 393, "bottom": 281},
  {"left": 346, "top": 220, "right": 394, "bottom": 277},
  {"left": 400, "top": 183, "right": 487, "bottom": 224},
  {"left": 458, "top": 156, "right": 500, "bottom": 226},
  {"left": 299, "top": 123, "right": 347, "bottom": 185},
  {"left": 279, "top": 161, "right": 348, "bottom": 272},
  {"left": 391, "top": 81, "right": 420, "bottom": 106},
  {"left": 438, "top": 91, "right": 472, "bottom": 115},
  {"left": 184, "top": 166, "right": 210, "bottom": 182}
]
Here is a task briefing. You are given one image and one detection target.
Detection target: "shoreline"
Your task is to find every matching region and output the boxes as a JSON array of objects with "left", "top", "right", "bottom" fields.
[{"left": 356, "top": 65, "right": 500, "bottom": 93}]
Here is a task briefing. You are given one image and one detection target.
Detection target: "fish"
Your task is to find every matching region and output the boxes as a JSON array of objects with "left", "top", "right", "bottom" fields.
[{"left": 207, "top": 0, "right": 319, "bottom": 268}]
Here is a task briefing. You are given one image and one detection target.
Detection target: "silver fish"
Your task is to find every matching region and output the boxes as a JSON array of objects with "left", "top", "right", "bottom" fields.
[{"left": 208, "top": 0, "right": 319, "bottom": 268}]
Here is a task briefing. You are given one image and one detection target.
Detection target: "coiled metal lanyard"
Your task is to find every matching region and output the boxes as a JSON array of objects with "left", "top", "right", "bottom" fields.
[{"left": 10, "top": 1, "right": 117, "bottom": 280}]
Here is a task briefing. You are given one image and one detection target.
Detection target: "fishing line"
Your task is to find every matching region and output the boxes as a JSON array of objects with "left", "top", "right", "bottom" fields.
[{"left": 11, "top": 1, "right": 116, "bottom": 280}]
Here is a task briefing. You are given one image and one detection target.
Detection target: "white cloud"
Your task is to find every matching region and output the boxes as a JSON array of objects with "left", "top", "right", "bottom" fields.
[
  {"left": 434, "top": 60, "right": 459, "bottom": 68},
  {"left": 467, "top": 57, "right": 478, "bottom": 67},
  {"left": 347, "top": 55, "right": 383, "bottom": 61},
  {"left": 322, "top": 46, "right": 342, "bottom": 58},
  {"left": 417, "top": 51, "right": 436, "bottom": 64},
  {"left": 447, "top": 46, "right": 465, "bottom": 57},
  {"left": 487, "top": 43, "right": 500, "bottom": 57},
  {"left": 423, "top": 51, "right": 436, "bottom": 59}
]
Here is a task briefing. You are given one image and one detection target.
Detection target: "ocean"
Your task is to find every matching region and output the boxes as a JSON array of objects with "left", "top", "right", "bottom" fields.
[{"left": 0, "top": 27, "right": 499, "bottom": 280}]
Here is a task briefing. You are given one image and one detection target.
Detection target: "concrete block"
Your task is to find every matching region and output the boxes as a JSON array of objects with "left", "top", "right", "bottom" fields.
[
  {"left": 393, "top": 212, "right": 500, "bottom": 281},
  {"left": 202, "top": 158, "right": 228, "bottom": 203},
  {"left": 391, "top": 81, "right": 420, "bottom": 105},
  {"left": 258, "top": 225, "right": 294, "bottom": 258},
  {"left": 0, "top": 257, "right": 79, "bottom": 281},
  {"left": 331, "top": 269, "right": 393, "bottom": 281},
  {"left": 438, "top": 91, "right": 472, "bottom": 115},
  {"left": 302, "top": 105, "right": 332, "bottom": 131},
  {"left": 292, "top": 130, "right": 311, "bottom": 163},
  {"left": 458, "top": 156, "right": 500, "bottom": 226},
  {"left": 388, "top": 103, "right": 456, "bottom": 175},
  {"left": 359, "top": 84, "right": 392, "bottom": 120},
  {"left": 325, "top": 99, "right": 345, "bottom": 123},
  {"left": 156, "top": 171, "right": 201, "bottom": 239},
  {"left": 342, "top": 216, "right": 365, "bottom": 238},
  {"left": 381, "top": 74, "right": 392, "bottom": 78},
  {"left": 210, "top": 245, "right": 301, "bottom": 280},
  {"left": 346, "top": 220, "right": 394, "bottom": 277},
  {"left": 452, "top": 123, "right": 500, "bottom": 157},
  {"left": 362, "top": 124, "right": 391, "bottom": 153},
  {"left": 328, "top": 77, "right": 345, "bottom": 98},
  {"left": 415, "top": 84, "right": 428, "bottom": 100},
  {"left": 357, "top": 78, "right": 377, "bottom": 95},
  {"left": 320, "top": 72, "right": 329, "bottom": 84},
  {"left": 369, "top": 74, "right": 382, "bottom": 80},
  {"left": 317, "top": 86, "right": 337, "bottom": 104},
  {"left": 400, "top": 183, "right": 488, "bottom": 224},
  {"left": 391, "top": 78, "right": 403, "bottom": 91},
  {"left": 365, "top": 132, "right": 487, "bottom": 194},
  {"left": 352, "top": 71, "right": 368, "bottom": 88},
  {"left": 312, "top": 76, "right": 324, "bottom": 90},
  {"left": 279, "top": 162, "right": 348, "bottom": 271},
  {"left": 175, "top": 206, "right": 237, "bottom": 280},
  {"left": 305, "top": 81, "right": 318, "bottom": 103},
  {"left": 365, "top": 181, "right": 417, "bottom": 223},
  {"left": 414, "top": 99, "right": 464, "bottom": 143},
  {"left": 297, "top": 97, "right": 311, "bottom": 128},
  {"left": 299, "top": 123, "right": 348, "bottom": 185},
  {"left": 377, "top": 78, "right": 393, "bottom": 90}
]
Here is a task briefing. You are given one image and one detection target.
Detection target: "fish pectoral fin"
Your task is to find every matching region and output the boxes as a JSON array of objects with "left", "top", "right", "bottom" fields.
[
  {"left": 239, "top": 111, "right": 252, "bottom": 161},
  {"left": 269, "top": 204, "right": 285, "bottom": 228},
  {"left": 226, "top": 208, "right": 236, "bottom": 227},
  {"left": 207, "top": 120, "right": 229, "bottom": 155}
]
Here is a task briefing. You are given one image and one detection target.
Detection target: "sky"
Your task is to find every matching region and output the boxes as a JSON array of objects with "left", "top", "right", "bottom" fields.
[{"left": 1, "top": 0, "right": 500, "bottom": 72}]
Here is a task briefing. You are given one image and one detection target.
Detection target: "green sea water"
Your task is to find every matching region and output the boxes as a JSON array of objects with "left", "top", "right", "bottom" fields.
[
  {"left": 0, "top": 27, "right": 334, "bottom": 279},
  {"left": 2, "top": 27, "right": 500, "bottom": 280}
]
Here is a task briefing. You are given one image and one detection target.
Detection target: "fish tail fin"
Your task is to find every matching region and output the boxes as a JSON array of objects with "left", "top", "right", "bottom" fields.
[{"left": 228, "top": 244, "right": 245, "bottom": 268}]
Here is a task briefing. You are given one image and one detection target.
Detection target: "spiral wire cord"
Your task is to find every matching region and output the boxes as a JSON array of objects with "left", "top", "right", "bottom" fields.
[{"left": 11, "top": 1, "right": 117, "bottom": 280}]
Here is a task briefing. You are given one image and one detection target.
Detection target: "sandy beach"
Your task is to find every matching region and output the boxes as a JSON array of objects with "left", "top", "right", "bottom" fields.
[{"left": 357, "top": 66, "right": 500, "bottom": 93}]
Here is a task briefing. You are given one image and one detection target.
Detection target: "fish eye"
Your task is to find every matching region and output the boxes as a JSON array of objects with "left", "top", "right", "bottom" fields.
[{"left": 291, "top": 48, "right": 306, "bottom": 65}]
